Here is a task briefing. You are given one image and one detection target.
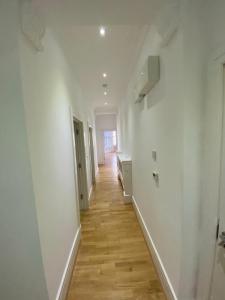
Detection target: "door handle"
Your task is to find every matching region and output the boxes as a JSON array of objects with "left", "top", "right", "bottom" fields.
[{"left": 219, "top": 231, "right": 225, "bottom": 248}]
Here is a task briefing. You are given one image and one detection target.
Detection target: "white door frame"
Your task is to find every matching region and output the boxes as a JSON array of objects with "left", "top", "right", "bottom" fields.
[
  {"left": 70, "top": 108, "right": 81, "bottom": 223},
  {"left": 197, "top": 45, "right": 225, "bottom": 300},
  {"left": 88, "top": 125, "right": 96, "bottom": 185},
  {"left": 74, "top": 118, "right": 89, "bottom": 210},
  {"left": 209, "top": 63, "right": 225, "bottom": 300},
  {"left": 69, "top": 108, "right": 89, "bottom": 211}
]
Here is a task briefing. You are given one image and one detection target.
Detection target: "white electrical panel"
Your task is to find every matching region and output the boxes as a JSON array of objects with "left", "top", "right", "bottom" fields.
[{"left": 135, "top": 56, "right": 160, "bottom": 103}]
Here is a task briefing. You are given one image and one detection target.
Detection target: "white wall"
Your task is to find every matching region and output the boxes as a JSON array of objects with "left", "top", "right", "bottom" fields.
[
  {"left": 196, "top": 1, "right": 225, "bottom": 299},
  {"left": 0, "top": 1, "right": 48, "bottom": 299},
  {"left": 118, "top": 1, "right": 210, "bottom": 299},
  {"left": 0, "top": 2, "right": 97, "bottom": 299},
  {"left": 119, "top": 24, "right": 183, "bottom": 297},
  {"left": 95, "top": 114, "right": 117, "bottom": 131},
  {"left": 19, "top": 28, "right": 96, "bottom": 300},
  {"left": 95, "top": 114, "right": 117, "bottom": 164}
]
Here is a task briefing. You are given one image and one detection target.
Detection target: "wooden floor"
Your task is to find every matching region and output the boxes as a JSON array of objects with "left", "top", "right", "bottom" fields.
[{"left": 67, "top": 153, "right": 166, "bottom": 300}]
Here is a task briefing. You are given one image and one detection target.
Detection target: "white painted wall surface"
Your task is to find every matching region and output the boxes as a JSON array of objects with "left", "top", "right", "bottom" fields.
[
  {"left": 0, "top": 2, "right": 48, "bottom": 299},
  {"left": 96, "top": 130, "right": 105, "bottom": 165},
  {"left": 118, "top": 1, "right": 213, "bottom": 299},
  {"left": 19, "top": 29, "right": 96, "bottom": 299},
  {"left": 196, "top": 1, "right": 225, "bottom": 299},
  {"left": 119, "top": 25, "right": 183, "bottom": 297},
  {"left": 95, "top": 114, "right": 117, "bottom": 131}
]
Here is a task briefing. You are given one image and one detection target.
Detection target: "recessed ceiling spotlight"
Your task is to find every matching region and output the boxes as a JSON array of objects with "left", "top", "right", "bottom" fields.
[
  {"left": 104, "top": 91, "right": 107, "bottom": 96},
  {"left": 104, "top": 102, "right": 108, "bottom": 105},
  {"left": 99, "top": 26, "right": 106, "bottom": 37},
  {"left": 103, "top": 73, "right": 107, "bottom": 78}
]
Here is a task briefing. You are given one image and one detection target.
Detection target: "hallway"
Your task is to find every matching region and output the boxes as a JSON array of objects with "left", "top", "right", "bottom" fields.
[
  {"left": 67, "top": 154, "right": 166, "bottom": 300},
  {"left": 4, "top": 1, "right": 225, "bottom": 299}
]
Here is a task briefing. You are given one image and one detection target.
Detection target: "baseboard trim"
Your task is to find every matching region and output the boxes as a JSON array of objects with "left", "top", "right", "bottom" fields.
[
  {"left": 95, "top": 166, "right": 99, "bottom": 176},
  {"left": 132, "top": 196, "right": 178, "bottom": 300},
  {"left": 56, "top": 226, "right": 81, "bottom": 300},
  {"left": 88, "top": 185, "right": 93, "bottom": 202}
]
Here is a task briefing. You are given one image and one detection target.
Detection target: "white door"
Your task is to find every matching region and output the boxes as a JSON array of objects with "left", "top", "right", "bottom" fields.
[
  {"left": 210, "top": 66, "right": 225, "bottom": 300},
  {"left": 89, "top": 127, "right": 95, "bottom": 185}
]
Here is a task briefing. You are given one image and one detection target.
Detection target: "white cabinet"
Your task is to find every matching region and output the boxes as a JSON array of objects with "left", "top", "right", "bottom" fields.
[{"left": 117, "top": 153, "right": 132, "bottom": 202}]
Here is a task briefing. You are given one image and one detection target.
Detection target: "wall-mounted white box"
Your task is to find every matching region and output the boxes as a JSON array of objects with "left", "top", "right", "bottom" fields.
[
  {"left": 117, "top": 153, "right": 132, "bottom": 202},
  {"left": 135, "top": 56, "right": 160, "bottom": 103}
]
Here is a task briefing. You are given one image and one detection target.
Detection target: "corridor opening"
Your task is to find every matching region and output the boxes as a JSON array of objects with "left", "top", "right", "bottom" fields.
[{"left": 104, "top": 130, "right": 117, "bottom": 154}]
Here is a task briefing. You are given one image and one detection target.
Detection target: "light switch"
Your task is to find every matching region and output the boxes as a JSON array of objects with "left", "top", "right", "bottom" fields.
[{"left": 152, "top": 150, "right": 157, "bottom": 161}]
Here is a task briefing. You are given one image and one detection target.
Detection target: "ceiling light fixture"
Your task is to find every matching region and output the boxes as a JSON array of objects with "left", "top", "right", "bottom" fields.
[
  {"left": 103, "top": 73, "right": 107, "bottom": 78},
  {"left": 104, "top": 102, "right": 108, "bottom": 105},
  {"left": 104, "top": 91, "right": 107, "bottom": 96},
  {"left": 99, "top": 26, "right": 106, "bottom": 37}
]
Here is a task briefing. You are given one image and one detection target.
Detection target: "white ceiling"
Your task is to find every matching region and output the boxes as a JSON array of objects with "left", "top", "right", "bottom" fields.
[
  {"left": 36, "top": 0, "right": 170, "bottom": 113},
  {"left": 55, "top": 25, "right": 149, "bottom": 112}
]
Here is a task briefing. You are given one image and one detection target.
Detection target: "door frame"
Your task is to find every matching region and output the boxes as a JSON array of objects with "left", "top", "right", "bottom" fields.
[
  {"left": 197, "top": 46, "right": 225, "bottom": 300},
  {"left": 209, "top": 63, "right": 225, "bottom": 299},
  {"left": 103, "top": 130, "right": 117, "bottom": 154},
  {"left": 70, "top": 108, "right": 89, "bottom": 210},
  {"left": 70, "top": 109, "right": 80, "bottom": 223},
  {"left": 88, "top": 125, "right": 96, "bottom": 185}
]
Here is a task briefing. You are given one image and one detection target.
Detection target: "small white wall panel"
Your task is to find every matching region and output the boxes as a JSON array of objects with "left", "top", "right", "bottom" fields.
[{"left": 136, "top": 56, "right": 160, "bottom": 102}]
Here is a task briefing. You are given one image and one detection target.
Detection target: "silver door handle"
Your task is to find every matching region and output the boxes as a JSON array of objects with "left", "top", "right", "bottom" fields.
[{"left": 219, "top": 231, "right": 225, "bottom": 248}]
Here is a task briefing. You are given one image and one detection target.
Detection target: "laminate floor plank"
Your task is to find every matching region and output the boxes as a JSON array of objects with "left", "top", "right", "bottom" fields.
[{"left": 67, "top": 153, "right": 166, "bottom": 300}]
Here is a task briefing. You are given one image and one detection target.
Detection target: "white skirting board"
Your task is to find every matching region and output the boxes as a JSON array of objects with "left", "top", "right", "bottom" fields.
[
  {"left": 56, "top": 226, "right": 81, "bottom": 300},
  {"left": 95, "top": 166, "right": 99, "bottom": 176},
  {"left": 132, "top": 196, "right": 178, "bottom": 300},
  {"left": 88, "top": 185, "right": 93, "bottom": 202}
]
